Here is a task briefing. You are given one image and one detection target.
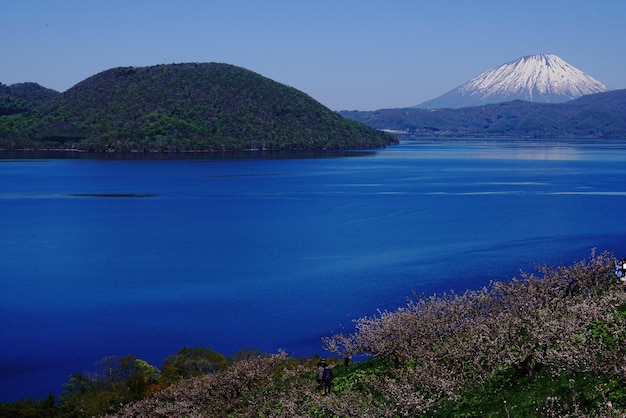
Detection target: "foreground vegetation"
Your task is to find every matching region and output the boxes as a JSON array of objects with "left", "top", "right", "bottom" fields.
[{"left": 2, "top": 250, "right": 626, "bottom": 417}]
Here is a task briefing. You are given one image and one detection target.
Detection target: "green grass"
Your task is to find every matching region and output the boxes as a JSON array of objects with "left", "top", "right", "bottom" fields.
[{"left": 424, "top": 367, "right": 626, "bottom": 417}]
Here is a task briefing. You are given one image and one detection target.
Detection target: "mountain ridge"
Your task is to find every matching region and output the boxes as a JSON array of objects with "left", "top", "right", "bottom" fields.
[
  {"left": 340, "top": 89, "right": 626, "bottom": 139},
  {"left": 415, "top": 54, "right": 610, "bottom": 109}
]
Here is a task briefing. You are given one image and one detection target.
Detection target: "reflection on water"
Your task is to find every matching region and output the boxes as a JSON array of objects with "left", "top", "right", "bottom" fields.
[
  {"left": 379, "top": 138, "right": 626, "bottom": 161},
  {"left": 0, "top": 148, "right": 379, "bottom": 161}
]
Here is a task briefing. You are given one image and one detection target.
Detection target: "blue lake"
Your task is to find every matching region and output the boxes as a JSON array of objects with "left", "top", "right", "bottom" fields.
[{"left": 2, "top": 138, "right": 626, "bottom": 401}]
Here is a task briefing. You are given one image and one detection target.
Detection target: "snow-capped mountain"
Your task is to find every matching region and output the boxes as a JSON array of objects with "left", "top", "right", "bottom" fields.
[{"left": 415, "top": 54, "right": 610, "bottom": 109}]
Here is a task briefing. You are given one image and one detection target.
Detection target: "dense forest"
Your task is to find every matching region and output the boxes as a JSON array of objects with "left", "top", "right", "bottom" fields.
[
  {"left": 3, "top": 251, "right": 626, "bottom": 417},
  {"left": 0, "top": 63, "right": 397, "bottom": 152},
  {"left": 340, "top": 89, "right": 626, "bottom": 139}
]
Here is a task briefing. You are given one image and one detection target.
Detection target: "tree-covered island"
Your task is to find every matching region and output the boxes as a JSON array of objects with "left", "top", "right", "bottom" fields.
[{"left": 0, "top": 63, "right": 397, "bottom": 152}]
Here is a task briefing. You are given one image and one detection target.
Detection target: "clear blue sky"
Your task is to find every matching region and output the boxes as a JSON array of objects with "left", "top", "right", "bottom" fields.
[{"left": 1, "top": 0, "right": 624, "bottom": 110}]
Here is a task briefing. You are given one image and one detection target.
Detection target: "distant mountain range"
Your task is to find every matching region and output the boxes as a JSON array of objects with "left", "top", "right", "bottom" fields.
[
  {"left": 340, "top": 89, "right": 626, "bottom": 139},
  {"left": 0, "top": 63, "right": 396, "bottom": 152},
  {"left": 338, "top": 54, "right": 625, "bottom": 139},
  {"left": 415, "top": 54, "right": 610, "bottom": 109}
]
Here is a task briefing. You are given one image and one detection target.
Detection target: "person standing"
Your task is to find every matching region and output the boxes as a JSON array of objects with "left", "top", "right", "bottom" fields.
[{"left": 322, "top": 364, "right": 333, "bottom": 395}]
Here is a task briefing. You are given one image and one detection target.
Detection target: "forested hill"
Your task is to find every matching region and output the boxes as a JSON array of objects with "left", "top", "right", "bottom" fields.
[
  {"left": 0, "top": 82, "right": 60, "bottom": 116},
  {"left": 0, "top": 63, "right": 397, "bottom": 152},
  {"left": 340, "top": 89, "right": 626, "bottom": 139}
]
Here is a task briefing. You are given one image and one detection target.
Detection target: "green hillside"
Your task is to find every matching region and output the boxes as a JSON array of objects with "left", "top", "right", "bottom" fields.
[{"left": 0, "top": 63, "right": 396, "bottom": 151}]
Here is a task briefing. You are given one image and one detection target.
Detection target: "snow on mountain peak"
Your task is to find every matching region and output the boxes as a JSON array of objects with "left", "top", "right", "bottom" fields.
[{"left": 415, "top": 53, "right": 610, "bottom": 109}]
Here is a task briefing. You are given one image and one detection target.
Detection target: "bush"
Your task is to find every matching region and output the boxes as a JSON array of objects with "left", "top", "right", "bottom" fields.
[{"left": 322, "top": 250, "right": 626, "bottom": 412}]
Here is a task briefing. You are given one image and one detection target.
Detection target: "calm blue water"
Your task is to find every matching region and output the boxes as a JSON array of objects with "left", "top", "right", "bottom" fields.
[{"left": 2, "top": 139, "right": 626, "bottom": 402}]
